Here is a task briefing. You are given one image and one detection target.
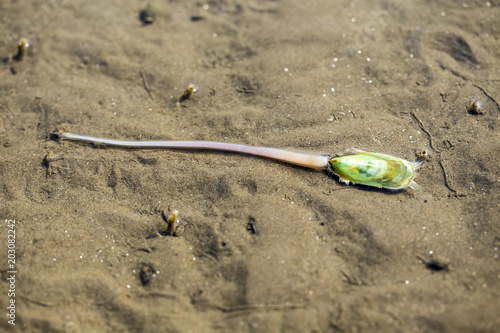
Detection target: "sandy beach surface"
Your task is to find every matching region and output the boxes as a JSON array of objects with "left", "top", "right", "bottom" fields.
[{"left": 1, "top": 0, "right": 499, "bottom": 332}]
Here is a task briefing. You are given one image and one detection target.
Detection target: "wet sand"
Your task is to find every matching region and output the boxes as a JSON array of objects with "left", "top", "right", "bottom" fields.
[{"left": 1, "top": 1, "right": 499, "bottom": 332}]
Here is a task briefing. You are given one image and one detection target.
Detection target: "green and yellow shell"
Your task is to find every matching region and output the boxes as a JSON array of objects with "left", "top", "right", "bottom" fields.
[{"left": 328, "top": 149, "right": 421, "bottom": 190}]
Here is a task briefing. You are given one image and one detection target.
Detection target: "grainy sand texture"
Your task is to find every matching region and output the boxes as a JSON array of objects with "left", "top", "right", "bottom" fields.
[{"left": 1, "top": 0, "right": 499, "bottom": 332}]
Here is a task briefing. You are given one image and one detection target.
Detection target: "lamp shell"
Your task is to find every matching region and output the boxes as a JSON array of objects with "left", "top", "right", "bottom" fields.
[{"left": 328, "top": 149, "right": 421, "bottom": 190}]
